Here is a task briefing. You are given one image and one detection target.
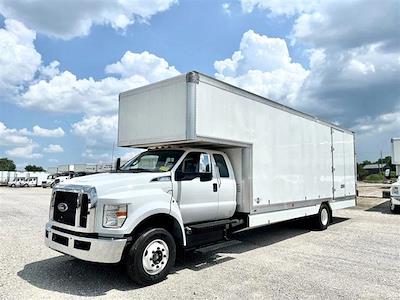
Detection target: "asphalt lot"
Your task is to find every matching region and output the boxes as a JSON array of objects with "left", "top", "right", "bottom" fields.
[{"left": 0, "top": 185, "right": 399, "bottom": 299}]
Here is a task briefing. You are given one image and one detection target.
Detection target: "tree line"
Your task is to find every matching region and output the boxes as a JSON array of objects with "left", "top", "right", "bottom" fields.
[{"left": 0, "top": 158, "right": 45, "bottom": 172}]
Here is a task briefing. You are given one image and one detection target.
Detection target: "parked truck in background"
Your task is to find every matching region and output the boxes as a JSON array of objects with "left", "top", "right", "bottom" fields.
[{"left": 45, "top": 72, "right": 356, "bottom": 285}]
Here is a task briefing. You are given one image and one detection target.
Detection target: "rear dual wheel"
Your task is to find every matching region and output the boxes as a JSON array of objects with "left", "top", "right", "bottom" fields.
[{"left": 126, "top": 228, "right": 176, "bottom": 285}]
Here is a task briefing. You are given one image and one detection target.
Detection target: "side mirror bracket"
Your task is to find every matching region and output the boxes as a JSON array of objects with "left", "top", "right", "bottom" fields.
[{"left": 115, "top": 158, "right": 121, "bottom": 171}]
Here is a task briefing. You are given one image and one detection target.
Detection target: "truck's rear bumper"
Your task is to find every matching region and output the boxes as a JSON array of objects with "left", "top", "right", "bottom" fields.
[{"left": 45, "top": 223, "right": 127, "bottom": 263}]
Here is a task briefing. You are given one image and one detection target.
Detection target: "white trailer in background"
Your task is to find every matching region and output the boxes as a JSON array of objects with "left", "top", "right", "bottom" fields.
[
  {"left": 45, "top": 71, "right": 356, "bottom": 285},
  {"left": 392, "top": 138, "right": 400, "bottom": 176}
]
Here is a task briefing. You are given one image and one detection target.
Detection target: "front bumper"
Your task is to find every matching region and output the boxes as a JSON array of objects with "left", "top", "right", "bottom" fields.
[
  {"left": 390, "top": 197, "right": 400, "bottom": 206},
  {"left": 45, "top": 223, "right": 127, "bottom": 263}
]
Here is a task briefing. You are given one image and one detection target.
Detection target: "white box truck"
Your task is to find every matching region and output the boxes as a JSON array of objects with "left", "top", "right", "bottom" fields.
[
  {"left": 389, "top": 138, "right": 400, "bottom": 213},
  {"left": 45, "top": 72, "right": 356, "bottom": 285}
]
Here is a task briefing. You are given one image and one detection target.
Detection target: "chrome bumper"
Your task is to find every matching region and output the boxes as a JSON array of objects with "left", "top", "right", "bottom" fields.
[
  {"left": 391, "top": 197, "right": 400, "bottom": 205},
  {"left": 45, "top": 223, "right": 127, "bottom": 263}
]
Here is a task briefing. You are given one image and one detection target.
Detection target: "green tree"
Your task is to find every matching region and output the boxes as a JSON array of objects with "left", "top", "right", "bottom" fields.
[
  {"left": 361, "top": 160, "right": 372, "bottom": 166},
  {"left": 357, "top": 163, "right": 368, "bottom": 180},
  {"left": 25, "top": 165, "right": 45, "bottom": 172},
  {"left": 0, "top": 158, "right": 16, "bottom": 171}
]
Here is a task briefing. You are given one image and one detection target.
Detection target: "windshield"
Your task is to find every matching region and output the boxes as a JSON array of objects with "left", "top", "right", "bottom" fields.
[{"left": 121, "top": 150, "right": 184, "bottom": 173}]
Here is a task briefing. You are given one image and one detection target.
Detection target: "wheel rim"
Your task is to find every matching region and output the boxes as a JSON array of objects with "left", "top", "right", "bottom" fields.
[
  {"left": 390, "top": 202, "right": 395, "bottom": 211},
  {"left": 321, "top": 208, "right": 329, "bottom": 226},
  {"left": 142, "top": 239, "right": 169, "bottom": 275}
]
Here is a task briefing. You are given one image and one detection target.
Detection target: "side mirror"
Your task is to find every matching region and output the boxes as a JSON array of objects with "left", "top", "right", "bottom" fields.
[
  {"left": 115, "top": 158, "right": 121, "bottom": 171},
  {"left": 200, "top": 172, "right": 212, "bottom": 182},
  {"left": 175, "top": 169, "right": 184, "bottom": 181}
]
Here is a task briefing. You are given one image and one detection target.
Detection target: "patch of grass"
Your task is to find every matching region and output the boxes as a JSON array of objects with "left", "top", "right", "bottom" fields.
[{"left": 364, "top": 173, "right": 385, "bottom": 183}]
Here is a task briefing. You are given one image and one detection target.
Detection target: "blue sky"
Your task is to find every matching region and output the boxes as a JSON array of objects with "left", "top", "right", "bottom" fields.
[{"left": 0, "top": 0, "right": 399, "bottom": 169}]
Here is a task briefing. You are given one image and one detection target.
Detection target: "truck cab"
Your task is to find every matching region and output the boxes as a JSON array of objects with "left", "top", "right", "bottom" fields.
[{"left": 45, "top": 147, "right": 237, "bottom": 284}]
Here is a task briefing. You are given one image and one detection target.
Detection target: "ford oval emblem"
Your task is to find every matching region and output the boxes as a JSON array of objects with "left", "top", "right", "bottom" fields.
[{"left": 57, "top": 202, "right": 68, "bottom": 213}]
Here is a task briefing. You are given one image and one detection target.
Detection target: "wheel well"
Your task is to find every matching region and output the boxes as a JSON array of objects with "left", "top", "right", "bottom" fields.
[{"left": 129, "top": 214, "right": 184, "bottom": 246}]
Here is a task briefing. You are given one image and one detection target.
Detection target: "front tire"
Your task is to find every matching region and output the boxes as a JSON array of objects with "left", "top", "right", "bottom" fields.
[
  {"left": 126, "top": 228, "right": 176, "bottom": 285},
  {"left": 389, "top": 200, "right": 400, "bottom": 214},
  {"left": 314, "top": 203, "right": 330, "bottom": 230}
]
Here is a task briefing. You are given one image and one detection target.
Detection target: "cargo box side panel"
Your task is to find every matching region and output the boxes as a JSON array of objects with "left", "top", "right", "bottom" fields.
[
  {"left": 118, "top": 78, "right": 188, "bottom": 147},
  {"left": 195, "top": 81, "right": 333, "bottom": 212}
]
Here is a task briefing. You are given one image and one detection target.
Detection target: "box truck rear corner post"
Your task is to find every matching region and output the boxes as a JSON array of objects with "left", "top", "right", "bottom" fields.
[{"left": 44, "top": 71, "right": 356, "bottom": 285}]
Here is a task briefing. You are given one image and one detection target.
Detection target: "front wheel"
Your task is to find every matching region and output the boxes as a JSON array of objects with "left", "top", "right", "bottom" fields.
[
  {"left": 126, "top": 228, "right": 176, "bottom": 285},
  {"left": 389, "top": 201, "right": 400, "bottom": 214},
  {"left": 314, "top": 203, "right": 330, "bottom": 230}
]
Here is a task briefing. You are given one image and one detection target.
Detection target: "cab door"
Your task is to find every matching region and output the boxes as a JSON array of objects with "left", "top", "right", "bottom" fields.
[
  {"left": 212, "top": 153, "right": 236, "bottom": 219},
  {"left": 174, "top": 151, "right": 219, "bottom": 224}
]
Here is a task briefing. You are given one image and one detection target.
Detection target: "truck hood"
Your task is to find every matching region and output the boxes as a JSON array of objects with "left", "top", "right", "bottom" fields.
[{"left": 56, "top": 172, "right": 171, "bottom": 197}]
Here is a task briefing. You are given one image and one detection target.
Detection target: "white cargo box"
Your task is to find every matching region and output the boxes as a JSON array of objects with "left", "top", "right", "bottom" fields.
[{"left": 119, "top": 72, "right": 356, "bottom": 215}]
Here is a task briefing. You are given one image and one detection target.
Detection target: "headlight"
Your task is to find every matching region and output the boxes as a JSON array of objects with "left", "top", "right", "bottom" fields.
[
  {"left": 49, "top": 191, "right": 56, "bottom": 219},
  {"left": 103, "top": 204, "right": 128, "bottom": 228},
  {"left": 391, "top": 186, "right": 399, "bottom": 196}
]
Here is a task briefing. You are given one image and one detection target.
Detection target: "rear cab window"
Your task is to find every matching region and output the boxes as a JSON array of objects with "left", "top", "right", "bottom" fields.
[{"left": 213, "top": 154, "right": 229, "bottom": 178}]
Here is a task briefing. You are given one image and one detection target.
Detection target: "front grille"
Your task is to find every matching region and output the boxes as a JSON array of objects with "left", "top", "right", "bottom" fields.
[
  {"left": 53, "top": 191, "right": 78, "bottom": 226},
  {"left": 79, "top": 194, "right": 89, "bottom": 227}
]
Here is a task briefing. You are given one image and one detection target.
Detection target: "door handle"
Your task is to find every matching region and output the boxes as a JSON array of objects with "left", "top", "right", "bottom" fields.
[{"left": 213, "top": 183, "right": 218, "bottom": 192}]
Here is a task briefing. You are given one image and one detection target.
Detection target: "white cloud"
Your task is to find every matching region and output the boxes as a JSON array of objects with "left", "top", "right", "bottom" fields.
[
  {"left": 72, "top": 115, "right": 117, "bottom": 142},
  {"left": 48, "top": 158, "right": 59, "bottom": 163},
  {"left": 120, "top": 150, "right": 143, "bottom": 163},
  {"left": 291, "top": 0, "right": 399, "bottom": 50},
  {"left": 43, "top": 144, "right": 64, "bottom": 153},
  {"left": 105, "top": 51, "right": 180, "bottom": 81},
  {"left": 222, "top": 3, "right": 231, "bottom": 15},
  {"left": 0, "top": 0, "right": 178, "bottom": 39},
  {"left": 6, "top": 144, "right": 42, "bottom": 159},
  {"left": 18, "top": 51, "right": 179, "bottom": 114},
  {"left": 0, "top": 19, "right": 41, "bottom": 97},
  {"left": 214, "top": 30, "right": 309, "bottom": 105},
  {"left": 352, "top": 111, "right": 400, "bottom": 136},
  {"left": 0, "top": 122, "right": 66, "bottom": 159},
  {"left": 32, "top": 125, "right": 65, "bottom": 137},
  {"left": 0, "top": 121, "right": 32, "bottom": 146},
  {"left": 240, "top": 0, "right": 317, "bottom": 16},
  {"left": 82, "top": 149, "right": 111, "bottom": 162}
]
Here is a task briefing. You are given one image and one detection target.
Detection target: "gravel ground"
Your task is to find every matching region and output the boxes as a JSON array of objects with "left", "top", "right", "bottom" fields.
[{"left": 0, "top": 185, "right": 399, "bottom": 299}]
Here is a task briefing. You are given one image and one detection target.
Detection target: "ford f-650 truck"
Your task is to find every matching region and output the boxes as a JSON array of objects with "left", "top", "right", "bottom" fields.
[{"left": 45, "top": 71, "right": 356, "bottom": 285}]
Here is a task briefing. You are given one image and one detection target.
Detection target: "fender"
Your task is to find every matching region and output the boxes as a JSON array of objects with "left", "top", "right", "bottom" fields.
[{"left": 96, "top": 188, "right": 186, "bottom": 245}]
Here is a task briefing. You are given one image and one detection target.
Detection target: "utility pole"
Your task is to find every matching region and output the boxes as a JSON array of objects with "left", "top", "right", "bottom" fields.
[
  {"left": 111, "top": 141, "right": 115, "bottom": 171},
  {"left": 379, "top": 150, "right": 383, "bottom": 173}
]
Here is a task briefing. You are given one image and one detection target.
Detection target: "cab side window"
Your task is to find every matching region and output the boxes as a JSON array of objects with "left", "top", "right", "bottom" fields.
[
  {"left": 213, "top": 154, "right": 229, "bottom": 178},
  {"left": 176, "top": 152, "right": 212, "bottom": 181}
]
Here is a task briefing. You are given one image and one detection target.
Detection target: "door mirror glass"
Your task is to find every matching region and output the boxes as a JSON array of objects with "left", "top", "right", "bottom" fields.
[
  {"left": 199, "top": 153, "right": 211, "bottom": 173},
  {"left": 175, "top": 152, "right": 212, "bottom": 181}
]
